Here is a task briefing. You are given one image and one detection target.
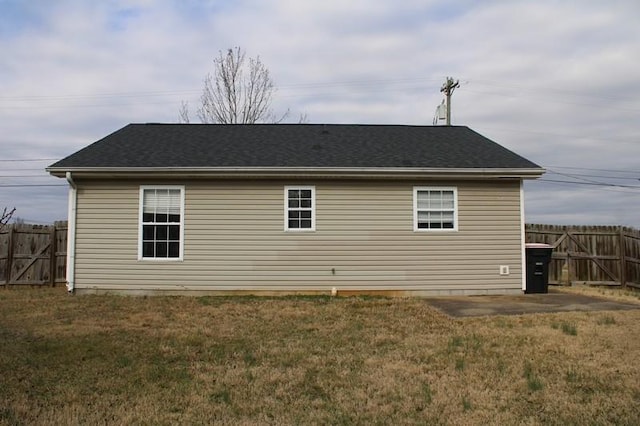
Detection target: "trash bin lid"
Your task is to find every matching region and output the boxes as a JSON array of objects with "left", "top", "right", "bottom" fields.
[{"left": 525, "top": 243, "right": 552, "bottom": 248}]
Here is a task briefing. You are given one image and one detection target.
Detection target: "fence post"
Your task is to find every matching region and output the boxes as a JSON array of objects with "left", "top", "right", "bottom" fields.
[
  {"left": 49, "top": 226, "right": 56, "bottom": 287},
  {"left": 619, "top": 226, "right": 626, "bottom": 288},
  {"left": 566, "top": 227, "right": 571, "bottom": 286},
  {"left": 5, "top": 225, "right": 14, "bottom": 287}
]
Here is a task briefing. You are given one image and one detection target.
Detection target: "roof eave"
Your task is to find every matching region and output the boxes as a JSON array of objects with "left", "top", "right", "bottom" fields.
[{"left": 47, "top": 166, "right": 545, "bottom": 180}]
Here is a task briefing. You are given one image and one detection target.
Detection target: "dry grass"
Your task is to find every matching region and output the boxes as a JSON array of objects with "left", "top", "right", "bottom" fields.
[
  {"left": 1, "top": 287, "right": 640, "bottom": 425},
  {"left": 554, "top": 283, "right": 640, "bottom": 303}
]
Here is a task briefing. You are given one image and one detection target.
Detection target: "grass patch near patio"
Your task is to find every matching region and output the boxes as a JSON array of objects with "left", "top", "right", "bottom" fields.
[{"left": 1, "top": 287, "right": 640, "bottom": 424}]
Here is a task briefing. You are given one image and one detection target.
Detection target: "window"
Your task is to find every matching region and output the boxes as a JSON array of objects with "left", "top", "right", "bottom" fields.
[
  {"left": 285, "top": 186, "right": 315, "bottom": 231},
  {"left": 413, "top": 187, "right": 458, "bottom": 231},
  {"left": 139, "top": 186, "right": 184, "bottom": 260}
]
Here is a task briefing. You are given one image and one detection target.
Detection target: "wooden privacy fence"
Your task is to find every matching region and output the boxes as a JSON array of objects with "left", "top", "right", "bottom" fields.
[
  {"left": 525, "top": 224, "right": 640, "bottom": 289},
  {"left": 1, "top": 221, "right": 639, "bottom": 289},
  {"left": 0, "top": 222, "right": 67, "bottom": 287}
]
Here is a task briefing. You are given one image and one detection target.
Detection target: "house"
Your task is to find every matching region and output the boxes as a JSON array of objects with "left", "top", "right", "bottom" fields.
[{"left": 47, "top": 124, "right": 544, "bottom": 296}]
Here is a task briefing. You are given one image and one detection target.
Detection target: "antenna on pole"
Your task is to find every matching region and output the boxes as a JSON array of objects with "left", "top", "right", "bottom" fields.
[{"left": 439, "top": 77, "right": 459, "bottom": 126}]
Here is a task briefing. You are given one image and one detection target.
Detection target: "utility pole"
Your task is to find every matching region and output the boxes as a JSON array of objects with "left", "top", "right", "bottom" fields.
[{"left": 440, "top": 77, "right": 459, "bottom": 126}]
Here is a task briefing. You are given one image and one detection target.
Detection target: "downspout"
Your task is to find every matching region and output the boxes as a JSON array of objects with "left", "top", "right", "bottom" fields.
[
  {"left": 65, "top": 172, "right": 77, "bottom": 293},
  {"left": 520, "top": 180, "right": 527, "bottom": 292}
]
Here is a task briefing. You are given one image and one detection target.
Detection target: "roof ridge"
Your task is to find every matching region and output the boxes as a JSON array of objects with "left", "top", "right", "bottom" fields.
[{"left": 133, "top": 122, "right": 471, "bottom": 128}]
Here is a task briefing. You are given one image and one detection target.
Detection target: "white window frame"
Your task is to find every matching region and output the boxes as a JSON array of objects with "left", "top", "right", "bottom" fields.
[
  {"left": 413, "top": 186, "right": 458, "bottom": 232},
  {"left": 138, "top": 185, "right": 185, "bottom": 261},
  {"left": 284, "top": 186, "right": 316, "bottom": 232}
]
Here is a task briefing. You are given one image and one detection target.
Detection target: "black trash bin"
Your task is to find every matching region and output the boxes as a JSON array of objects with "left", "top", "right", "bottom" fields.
[{"left": 525, "top": 243, "right": 553, "bottom": 294}]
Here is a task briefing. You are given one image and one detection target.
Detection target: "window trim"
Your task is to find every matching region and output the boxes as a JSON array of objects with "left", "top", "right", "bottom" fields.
[
  {"left": 284, "top": 186, "right": 316, "bottom": 232},
  {"left": 413, "top": 186, "right": 458, "bottom": 232},
  {"left": 138, "top": 185, "right": 185, "bottom": 261}
]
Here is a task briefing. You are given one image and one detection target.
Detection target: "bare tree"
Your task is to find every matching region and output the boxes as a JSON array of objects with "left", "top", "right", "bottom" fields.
[
  {"left": 180, "top": 47, "right": 289, "bottom": 124},
  {"left": 0, "top": 207, "right": 15, "bottom": 231},
  {"left": 178, "top": 101, "right": 190, "bottom": 124}
]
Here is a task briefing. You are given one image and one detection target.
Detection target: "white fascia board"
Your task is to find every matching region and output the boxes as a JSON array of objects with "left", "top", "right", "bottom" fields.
[{"left": 47, "top": 166, "right": 545, "bottom": 179}]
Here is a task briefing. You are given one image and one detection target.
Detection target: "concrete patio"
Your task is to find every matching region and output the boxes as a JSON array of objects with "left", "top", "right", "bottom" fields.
[{"left": 425, "top": 290, "right": 640, "bottom": 317}]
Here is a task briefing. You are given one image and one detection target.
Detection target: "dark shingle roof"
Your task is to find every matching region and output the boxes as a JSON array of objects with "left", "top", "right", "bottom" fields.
[{"left": 49, "top": 124, "right": 540, "bottom": 170}]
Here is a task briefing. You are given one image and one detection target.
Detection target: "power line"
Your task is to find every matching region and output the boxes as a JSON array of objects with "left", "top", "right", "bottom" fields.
[
  {"left": 0, "top": 99, "right": 186, "bottom": 110},
  {"left": 0, "top": 184, "right": 67, "bottom": 187},
  {"left": 545, "top": 165, "right": 639, "bottom": 174},
  {"left": 546, "top": 169, "right": 640, "bottom": 181},
  {"left": 537, "top": 179, "right": 640, "bottom": 189},
  {"left": 1, "top": 75, "right": 634, "bottom": 104},
  {"left": 0, "top": 78, "right": 441, "bottom": 102},
  {"left": 0, "top": 158, "right": 58, "bottom": 162},
  {"left": 0, "top": 174, "right": 53, "bottom": 178},
  {"left": 533, "top": 179, "right": 640, "bottom": 195},
  {"left": 468, "top": 87, "right": 640, "bottom": 113},
  {"left": 2, "top": 74, "right": 635, "bottom": 115},
  {"left": 459, "top": 78, "right": 638, "bottom": 103},
  {"left": 0, "top": 89, "right": 200, "bottom": 101},
  {"left": 546, "top": 169, "right": 616, "bottom": 187},
  {"left": 0, "top": 168, "right": 50, "bottom": 172},
  {"left": 480, "top": 126, "right": 636, "bottom": 145}
]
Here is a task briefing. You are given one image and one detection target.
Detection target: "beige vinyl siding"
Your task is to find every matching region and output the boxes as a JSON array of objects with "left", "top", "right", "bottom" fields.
[{"left": 73, "top": 179, "right": 524, "bottom": 294}]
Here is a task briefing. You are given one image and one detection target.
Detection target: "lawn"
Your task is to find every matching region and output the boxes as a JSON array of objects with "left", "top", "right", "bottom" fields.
[{"left": 1, "top": 287, "right": 639, "bottom": 425}]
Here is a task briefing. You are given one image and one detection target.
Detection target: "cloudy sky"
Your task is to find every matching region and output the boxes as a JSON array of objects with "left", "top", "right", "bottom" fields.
[{"left": 1, "top": 0, "right": 639, "bottom": 226}]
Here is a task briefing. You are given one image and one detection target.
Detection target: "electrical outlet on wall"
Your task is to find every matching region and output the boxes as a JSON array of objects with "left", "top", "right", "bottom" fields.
[{"left": 499, "top": 265, "right": 510, "bottom": 276}]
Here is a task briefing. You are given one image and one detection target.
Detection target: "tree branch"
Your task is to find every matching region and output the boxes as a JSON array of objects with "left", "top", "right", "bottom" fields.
[{"left": 0, "top": 207, "right": 15, "bottom": 231}]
